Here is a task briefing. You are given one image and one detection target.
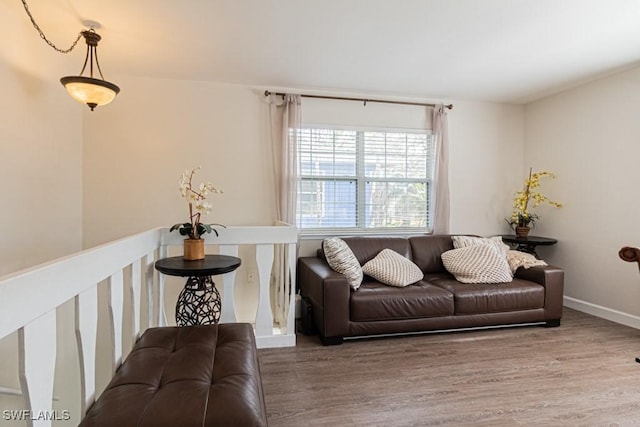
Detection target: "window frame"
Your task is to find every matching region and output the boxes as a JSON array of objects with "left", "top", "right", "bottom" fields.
[{"left": 296, "top": 123, "right": 435, "bottom": 238}]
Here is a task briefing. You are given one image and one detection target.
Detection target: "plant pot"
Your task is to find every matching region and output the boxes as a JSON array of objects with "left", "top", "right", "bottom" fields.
[
  {"left": 515, "top": 226, "right": 531, "bottom": 238},
  {"left": 184, "top": 238, "right": 205, "bottom": 260}
]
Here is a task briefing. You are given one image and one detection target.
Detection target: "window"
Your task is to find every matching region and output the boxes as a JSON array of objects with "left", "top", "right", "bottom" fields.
[{"left": 296, "top": 126, "right": 435, "bottom": 234}]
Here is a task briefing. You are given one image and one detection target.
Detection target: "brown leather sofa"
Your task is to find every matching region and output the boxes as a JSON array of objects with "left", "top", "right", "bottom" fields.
[
  {"left": 80, "top": 323, "right": 268, "bottom": 426},
  {"left": 298, "top": 235, "right": 564, "bottom": 345}
]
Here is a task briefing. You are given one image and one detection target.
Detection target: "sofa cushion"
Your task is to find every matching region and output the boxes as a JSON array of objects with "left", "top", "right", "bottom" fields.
[
  {"left": 441, "top": 245, "right": 513, "bottom": 284},
  {"left": 361, "top": 249, "right": 424, "bottom": 287},
  {"left": 409, "top": 235, "right": 456, "bottom": 274},
  {"left": 452, "top": 235, "right": 509, "bottom": 255},
  {"left": 427, "top": 276, "right": 545, "bottom": 314},
  {"left": 323, "top": 237, "right": 363, "bottom": 290},
  {"left": 350, "top": 280, "right": 454, "bottom": 321},
  {"left": 342, "top": 237, "right": 411, "bottom": 265}
]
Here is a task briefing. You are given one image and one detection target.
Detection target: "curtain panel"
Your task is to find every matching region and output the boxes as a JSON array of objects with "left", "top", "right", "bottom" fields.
[
  {"left": 432, "top": 104, "right": 450, "bottom": 234},
  {"left": 268, "top": 94, "right": 301, "bottom": 328}
]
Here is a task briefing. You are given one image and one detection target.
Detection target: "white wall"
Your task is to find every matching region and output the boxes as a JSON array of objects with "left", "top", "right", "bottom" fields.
[
  {"left": 525, "top": 65, "right": 640, "bottom": 321},
  {"left": 0, "top": 2, "right": 84, "bottom": 425},
  {"left": 0, "top": 3, "right": 83, "bottom": 275},
  {"left": 81, "top": 80, "right": 527, "bottom": 353},
  {"left": 448, "top": 100, "right": 525, "bottom": 236},
  {"left": 81, "top": 78, "right": 525, "bottom": 258},
  {"left": 83, "top": 76, "right": 279, "bottom": 325},
  {"left": 82, "top": 77, "right": 275, "bottom": 248}
]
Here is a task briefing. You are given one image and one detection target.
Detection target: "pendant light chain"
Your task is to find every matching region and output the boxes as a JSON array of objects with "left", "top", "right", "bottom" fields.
[
  {"left": 20, "top": 0, "right": 120, "bottom": 110},
  {"left": 20, "top": 0, "right": 82, "bottom": 54}
]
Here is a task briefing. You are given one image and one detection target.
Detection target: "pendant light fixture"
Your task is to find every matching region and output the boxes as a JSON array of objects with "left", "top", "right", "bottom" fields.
[
  {"left": 60, "top": 30, "right": 120, "bottom": 111},
  {"left": 20, "top": 0, "right": 120, "bottom": 111}
]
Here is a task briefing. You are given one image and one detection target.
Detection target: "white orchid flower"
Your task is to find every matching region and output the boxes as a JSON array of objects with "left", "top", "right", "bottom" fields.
[{"left": 173, "top": 167, "right": 223, "bottom": 239}]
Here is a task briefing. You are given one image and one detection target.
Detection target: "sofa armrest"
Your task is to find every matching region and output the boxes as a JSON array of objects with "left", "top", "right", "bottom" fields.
[
  {"left": 515, "top": 264, "right": 564, "bottom": 320},
  {"left": 297, "top": 257, "right": 351, "bottom": 339}
]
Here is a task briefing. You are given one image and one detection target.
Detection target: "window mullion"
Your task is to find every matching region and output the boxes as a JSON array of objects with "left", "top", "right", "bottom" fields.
[{"left": 356, "top": 131, "right": 366, "bottom": 228}]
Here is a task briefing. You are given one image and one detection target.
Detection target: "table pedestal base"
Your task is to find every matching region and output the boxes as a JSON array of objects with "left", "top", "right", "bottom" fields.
[{"left": 175, "top": 276, "right": 221, "bottom": 326}]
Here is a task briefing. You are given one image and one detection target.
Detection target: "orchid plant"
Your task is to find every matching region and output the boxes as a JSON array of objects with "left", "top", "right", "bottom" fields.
[
  {"left": 507, "top": 167, "right": 562, "bottom": 230},
  {"left": 170, "top": 166, "right": 224, "bottom": 239}
]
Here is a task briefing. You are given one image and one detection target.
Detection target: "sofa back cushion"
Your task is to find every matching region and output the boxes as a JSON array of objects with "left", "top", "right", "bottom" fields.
[
  {"left": 318, "top": 235, "right": 464, "bottom": 274},
  {"left": 409, "top": 235, "right": 455, "bottom": 274},
  {"left": 341, "top": 237, "right": 411, "bottom": 265}
]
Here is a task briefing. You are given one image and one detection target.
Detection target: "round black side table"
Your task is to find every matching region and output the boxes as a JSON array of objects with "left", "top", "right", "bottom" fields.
[
  {"left": 500, "top": 235, "right": 557, "bottom": 258},
  {"left": 155, "top": 255, "right": 241, "bottom": 326}
]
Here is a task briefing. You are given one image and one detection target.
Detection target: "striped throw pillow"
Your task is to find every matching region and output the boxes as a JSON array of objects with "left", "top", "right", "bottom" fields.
[
  {"left": 362, "top": 249, "right": 424, "bottom": 288},
  {"left": 441, "top": 245, "right": 513, "bottom": 284},
  {"left": 323, "top": 238, "right": 363, "bottom": 290}
]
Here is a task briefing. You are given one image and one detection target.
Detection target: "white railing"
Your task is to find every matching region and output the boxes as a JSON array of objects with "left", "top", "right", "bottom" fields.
[
  {"left": 0, "top": 224, "right": 298, "bottom": 426},
  {"left": 158, "top": 224, "right": 299, "bottom": 347}
]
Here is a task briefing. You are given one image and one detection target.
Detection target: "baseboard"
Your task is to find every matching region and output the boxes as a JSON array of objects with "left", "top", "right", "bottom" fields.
[{"left": 564, "top": 296, "right": 640, "bottom": 330}]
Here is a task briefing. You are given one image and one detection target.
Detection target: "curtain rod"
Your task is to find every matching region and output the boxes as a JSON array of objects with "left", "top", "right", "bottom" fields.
[{"left": 264, "top": 90, "right": 453, "bottom": 110}]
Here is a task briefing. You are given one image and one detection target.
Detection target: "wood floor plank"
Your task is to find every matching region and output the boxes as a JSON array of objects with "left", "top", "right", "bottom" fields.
[{"left": 258, "top": 308, "right": 640, "bottom": 426}]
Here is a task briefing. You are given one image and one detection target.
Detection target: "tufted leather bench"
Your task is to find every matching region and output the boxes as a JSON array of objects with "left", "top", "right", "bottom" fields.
[{"left": 80, "top": 323, "right": 268, "bottom": 427}]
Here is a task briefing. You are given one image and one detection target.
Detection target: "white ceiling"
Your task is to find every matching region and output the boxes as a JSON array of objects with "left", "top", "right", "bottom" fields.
[{"left": 10, "top": 0, "right": 640, "bottom": 104}]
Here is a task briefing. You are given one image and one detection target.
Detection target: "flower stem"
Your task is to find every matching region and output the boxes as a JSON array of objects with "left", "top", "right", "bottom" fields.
[
  {"left": 523, "top": 167, "right": 533, "bottom": 215},
  {"left": 188, "top": 202, "right": 197, "bottom": 239}
]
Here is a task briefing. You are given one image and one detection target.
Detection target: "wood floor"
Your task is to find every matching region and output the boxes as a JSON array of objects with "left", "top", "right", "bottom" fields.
[{"left": 258, "top": 308, "right": 640, "bottom": 426}]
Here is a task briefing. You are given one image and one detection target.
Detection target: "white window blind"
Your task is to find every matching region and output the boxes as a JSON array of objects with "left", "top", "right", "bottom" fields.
[{"left": 296, "top": 126, "right": 435, "bottom": 234}]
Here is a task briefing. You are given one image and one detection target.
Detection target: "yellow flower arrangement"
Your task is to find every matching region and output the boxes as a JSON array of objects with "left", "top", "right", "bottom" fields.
[{"left": 508, "top": 167, "right": 562, "bottom": 229}]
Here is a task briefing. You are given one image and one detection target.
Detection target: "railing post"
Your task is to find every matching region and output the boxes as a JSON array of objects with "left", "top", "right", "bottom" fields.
[
  {"left": 255, "top": 244, "right": 275, "bottom": 337},
  {"left": 145, "top": 250, "right": 156, "bottom": 328},
  {"left": 286, "top": 242, "right": 297, "bottom": 335},
  {"left": 157, "top": 246, "right": 168, "bottom": 327},
  {"left": 75, "top": 286, "right": 98, "bottom": 415},
  {"left": 130, "top": 259, "right": 142, "bottom": 340},
  {"left": 18, "top": 310, "right": 57, "bottom": 427},
  {"left": 107, "top": 271, "right": 124, "bottom": 375},
  {"left": 219, "top": 245, "right": 239, "bottom": 323}
]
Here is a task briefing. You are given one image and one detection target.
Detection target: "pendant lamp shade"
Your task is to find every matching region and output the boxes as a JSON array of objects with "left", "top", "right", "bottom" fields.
[
  {"left": 60, "top": 30, "right": 120, "bottom": 111},
  {"left": 60, "top": 76, "right": 119, "bottom": 110}
]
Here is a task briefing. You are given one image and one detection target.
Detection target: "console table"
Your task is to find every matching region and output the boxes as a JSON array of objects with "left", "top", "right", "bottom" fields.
[
  {"left": 500, "top": 235, "right": 557, "bottom": 258},
  {"left": 155, "top": 255, "right": 241, "bottom": 326}
]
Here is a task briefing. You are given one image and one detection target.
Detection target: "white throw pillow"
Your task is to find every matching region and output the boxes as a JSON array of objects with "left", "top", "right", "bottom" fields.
[
  {"left": 323, "top": 238, "right": 363, "bottom": 290},
  {"left": 361, "top": 249, "right": 424, "bottom": 288},
  {"left": 506, "top": 250, "right": 548, "bottom": 273},
  {"left": 441, "top": 245, "right": 513, "bottom": 284},
  {"left": 452, "top": 235, "right": 509, "bottom": 255}
]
